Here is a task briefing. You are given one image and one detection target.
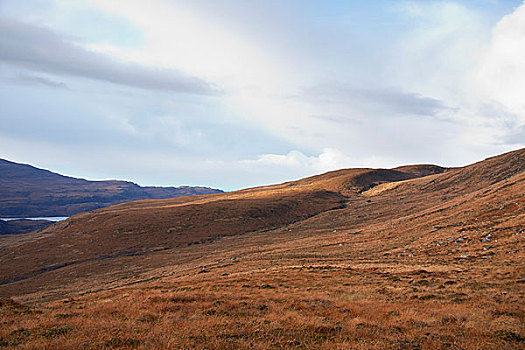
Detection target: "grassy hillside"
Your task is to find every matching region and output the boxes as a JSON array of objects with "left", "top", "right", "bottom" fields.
[{"left": 0, "top": 149, "right": 523, "bottom": 349}]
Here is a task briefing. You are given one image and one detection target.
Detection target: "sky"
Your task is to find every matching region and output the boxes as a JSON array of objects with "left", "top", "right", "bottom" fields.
[{"left": 0, "top": 0, "right": 524, "bottom": 191}]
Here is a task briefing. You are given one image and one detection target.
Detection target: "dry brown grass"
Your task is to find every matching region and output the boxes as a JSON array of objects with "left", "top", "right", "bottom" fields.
[
  {"left": 0, "top": 149, "right": 523, "bottom": 349},
  {"left": 1, "top": 261, "right": 523, "bottom": 349}
]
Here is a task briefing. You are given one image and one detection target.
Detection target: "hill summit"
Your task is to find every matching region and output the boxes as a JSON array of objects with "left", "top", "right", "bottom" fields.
[{"left": 0, "top": 148, "right": 523, "bottom": 349}]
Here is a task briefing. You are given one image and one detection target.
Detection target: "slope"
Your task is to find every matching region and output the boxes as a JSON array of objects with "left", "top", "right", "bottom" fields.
[
  {"left": 0, "top": 149, "right": 523, "bottom": 349},
  {"left": 0, "top": 162, "right": 448, "bottom": 286}
]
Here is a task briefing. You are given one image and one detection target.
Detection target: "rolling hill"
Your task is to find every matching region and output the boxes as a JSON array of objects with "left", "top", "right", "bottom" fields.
[{"left": 0, "top": 148, "right": 523, "bottom": 349}]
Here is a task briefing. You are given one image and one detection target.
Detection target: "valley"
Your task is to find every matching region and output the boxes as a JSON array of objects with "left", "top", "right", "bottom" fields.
[{"left": 0, "top": 149, "right": 523, "bottom": 349}]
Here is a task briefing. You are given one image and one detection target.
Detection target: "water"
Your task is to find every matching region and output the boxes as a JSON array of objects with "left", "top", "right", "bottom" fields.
[{"left": 1, "top": 217, "right": 68, "bottom": 222}]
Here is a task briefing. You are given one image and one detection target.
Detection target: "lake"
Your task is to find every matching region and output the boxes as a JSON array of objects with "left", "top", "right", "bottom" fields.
[{"left": 0, "top": 217, "right": 69, "bottom": 222}]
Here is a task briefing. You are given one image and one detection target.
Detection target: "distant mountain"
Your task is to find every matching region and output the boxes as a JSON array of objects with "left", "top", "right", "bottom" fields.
[
  {"left": 0, "top": 158, "right": 223, "bottom": 218},
  {"left": 0, "top": 149, "right": 523, "bottom": 350},
  {"left": 1, "top": 148, "right": 523, "bottom": 296}
]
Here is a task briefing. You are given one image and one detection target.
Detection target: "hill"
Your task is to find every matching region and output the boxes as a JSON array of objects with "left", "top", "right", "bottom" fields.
[
  {"left": 0, "top": 149, "right": 523, "bottom": 349},
  {"left": 0, "top": 219, "right": 53, "bottom": 235},
  {"left": 0, "top": 158, "right": 223, "bottom": 218}
]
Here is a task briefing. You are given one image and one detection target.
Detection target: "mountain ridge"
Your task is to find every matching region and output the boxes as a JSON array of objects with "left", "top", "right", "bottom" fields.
[
  {"left": 0, "top": 148, "right": 522, "bottom": 292},
  {"left": 0, "top": 149, "right": 523, "bottom": 349},
  {"left": 0, "top": 158, "right": 223, "bottom": 218}
]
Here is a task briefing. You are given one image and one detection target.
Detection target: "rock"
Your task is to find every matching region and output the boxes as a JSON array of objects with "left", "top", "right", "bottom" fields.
[
  {"left": 481, "top": 233, "right": 492, "bottom": 242},
  {"left": 231, "top": 256, "right": 237, "bottom": 261},
  {"left": 460, "top": 254, "right": 469, "bottom": 258}
]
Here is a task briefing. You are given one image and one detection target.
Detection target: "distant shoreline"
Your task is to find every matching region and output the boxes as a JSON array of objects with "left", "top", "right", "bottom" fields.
[{"left": 0, "top": 217, "right": 68, "bottom": 222}]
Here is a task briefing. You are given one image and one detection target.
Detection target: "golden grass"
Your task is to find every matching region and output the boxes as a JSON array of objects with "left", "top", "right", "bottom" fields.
[
  {"left": 1, "top": 149, "right": 523, "bottom": 349},
  {"left": 1, "top": 261, "right": 524, "bottom": 349}
]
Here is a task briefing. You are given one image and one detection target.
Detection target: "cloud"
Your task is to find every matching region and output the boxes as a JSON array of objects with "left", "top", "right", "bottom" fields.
[
  {"left": 389, "top": 1, "right": 491, "bottom": 101},
  {"left": 1, "top": 1, "right": 523, "bottom": 191},
  {"left": 300, "top": 85, "right": 451, "bottom": 120},
  {"left": 241, "top": 148, "right": 353, "bottom": 173},
  {"left": 78, "top": 0, "right": 470, "bottom": 163},
  {"left": 473, "top": 3, "right": 525, "bottom": 124},
  {"left": 0, "top": 18, "right": 218, "bottom": 94},
  {"left": 501, "top": 125, "right": 525, "bottom": 145},
  {"left": 4, "top": 73, "right": 68, "bottom": 88}
]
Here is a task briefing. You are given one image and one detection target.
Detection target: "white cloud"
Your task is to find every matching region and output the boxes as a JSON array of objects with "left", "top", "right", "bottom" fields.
[
  {"left": 473, "top": 3, "right": 525, "bottom": 124},
  {"left": 84, "top": 0, "right": 306, "bottom": 145},
  {"left": 82, "top": 0, "right": 509, "bottom": 165},
  {"left": 84, "top": 0, "right": 279, "bottom": 89},
  {"left": 390, "top": 1, "right": 490, "bottom": 101},
  {"left": 1, "top": 0, "right": 523, "bottom": 191},
  {"left": 242, "top": 148, "right": 353, "bottom": 173}
]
